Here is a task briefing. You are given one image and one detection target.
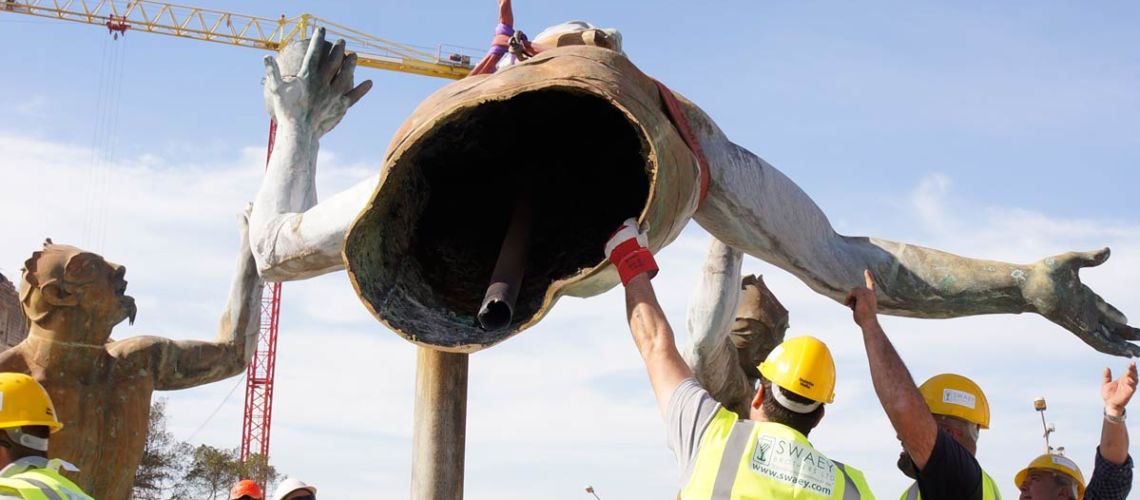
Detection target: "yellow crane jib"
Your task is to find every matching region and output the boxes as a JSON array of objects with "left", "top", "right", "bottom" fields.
[{"left": 2, "top": 0, "right": 476, "bottom": 79}]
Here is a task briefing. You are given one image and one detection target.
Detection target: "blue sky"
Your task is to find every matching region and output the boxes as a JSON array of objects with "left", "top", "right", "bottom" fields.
[{"left": 1, "top": 1, "right": 1139, "bottom": 498}]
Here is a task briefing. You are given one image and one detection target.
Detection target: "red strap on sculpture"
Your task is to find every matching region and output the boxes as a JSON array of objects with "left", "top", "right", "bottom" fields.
[{"left": 654, "top": 80, "right": 710, "bottom": 206}]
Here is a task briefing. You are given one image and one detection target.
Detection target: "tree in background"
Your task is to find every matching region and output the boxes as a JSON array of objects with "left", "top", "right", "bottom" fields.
[
  {"left": 133, "top": 400, "right": 280, "bottom": 499},
  {"left": 133, "top": 399, "right": 191, "bottom": 499},
  {"left": 181, "top": 446, "right": 279, "bottom": 500}
]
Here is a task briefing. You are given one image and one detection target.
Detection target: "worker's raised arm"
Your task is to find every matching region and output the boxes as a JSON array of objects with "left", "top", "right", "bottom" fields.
[
  {"left": 608, "top": 218, "right": 693, "bottom": 418},
  {"left": 846, "top": 270, "right": 939, "bottom": 469},
  {"left": 249, "top": 28, "right": 374, "bottom": 282},
  {"left": 1099, "top": 362, "right": 1136, "bottom": 465}
]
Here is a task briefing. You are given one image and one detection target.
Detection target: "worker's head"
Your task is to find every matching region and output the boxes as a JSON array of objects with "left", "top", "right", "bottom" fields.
[
  {"left": 20, "top": 240, "right": 136, "bottom": 344},
  {"left": 229, "top": 479, "right": 265, "bottom": 500},
  {"left": 1016, "top": 453, "right": 1085, "bottom": 500},
  {"left": 750, "top": 336, "right": 835, "bottom": 436},
  {"left": 0, "top": 373, "right": 63, "bottom": 467},
  {"left": 898, "top": 373, "right": 989, "bottom": 477},
  {"left": 272, "top": 477, "right": 317, "bottom": 500},
  {"left": 921, "top": 374, "right": 989, "bottom": 449}
]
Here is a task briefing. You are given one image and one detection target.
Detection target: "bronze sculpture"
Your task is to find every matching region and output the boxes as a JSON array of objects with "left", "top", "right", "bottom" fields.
[
  {"left": 0, "top": 219, "right": 263, "bottom": 499},
  {"left": 249, "top": 27, "right": 1137, "bottom": 356}
]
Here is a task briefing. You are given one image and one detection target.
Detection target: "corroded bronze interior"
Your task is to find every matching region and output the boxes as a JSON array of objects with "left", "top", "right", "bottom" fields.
[
  {"left": 345, "top": 46, "right": 703, "bottom": 352},
  {"left": 421, "top": 90, "right": 649, "bottom": 329}
]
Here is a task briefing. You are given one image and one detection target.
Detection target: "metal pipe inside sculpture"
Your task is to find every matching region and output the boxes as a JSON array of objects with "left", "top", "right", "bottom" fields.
[{"left": 477, "top": 199, "right": 533, "bottom": 331}]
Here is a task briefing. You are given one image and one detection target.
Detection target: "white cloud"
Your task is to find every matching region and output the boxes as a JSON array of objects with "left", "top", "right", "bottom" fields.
[
  {"left": 910, "top": 172, "right": 954, "bottom": 235},
  {"left": 12, "top": 95, "right": 49, "bottom": 118},
  {"left": 1, "top": 136, "right": 1137, "bottom": 499}
]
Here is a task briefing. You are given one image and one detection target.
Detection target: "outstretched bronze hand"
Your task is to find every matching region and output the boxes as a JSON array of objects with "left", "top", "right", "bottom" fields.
[{"left": 1024, "top": 248, "right": 1140, "bottom": 357}]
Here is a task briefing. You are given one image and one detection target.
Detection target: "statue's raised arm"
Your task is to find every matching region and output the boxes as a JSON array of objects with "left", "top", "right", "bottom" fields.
[
  {"left": 110, "top": 210, "right": 265, "bottom": 389},
  {"left": 246, "top": 23, "right": 1138, "bottom": 356},
  {"left": 684, "top": 239, "right": 791, "bottom": 417},
  {"left": 249, "top": 28, "right": 373, "bottom": 281}
]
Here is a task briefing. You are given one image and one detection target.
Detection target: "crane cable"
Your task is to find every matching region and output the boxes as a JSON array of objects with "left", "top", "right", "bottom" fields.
[
  {"left": 82, "top": 33, "right": 127, "bottom": 253},
  {"left": 184, "top": 373, "right": 248, "bottom": 444}
]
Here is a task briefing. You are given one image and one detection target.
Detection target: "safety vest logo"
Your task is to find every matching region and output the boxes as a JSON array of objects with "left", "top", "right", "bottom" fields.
[{"left": 750, "top": 435, "right": 837, "bottom": 495}]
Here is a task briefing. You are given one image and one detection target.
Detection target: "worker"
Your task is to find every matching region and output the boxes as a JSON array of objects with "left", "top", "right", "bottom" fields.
[
  {"left": 607, "top": 218, "right": 873, "bottom": 499},
  {"left": 845, "top": 270, "right": 999, "bottom": 499},
  {"left": 230, "top": 479, "right": 265, "bottom": 500},
  {"left": 468, "top": 0, "right": 537, "bottom": 76},
  {"left": 1015, "top": 362, "right": 1136, "bottom": 499},
  {"left": 0, "top": 373, "right": 92, "bottom": 499},
  {"left": 272, "top": 477, "right": 317, "bottom": 500}
]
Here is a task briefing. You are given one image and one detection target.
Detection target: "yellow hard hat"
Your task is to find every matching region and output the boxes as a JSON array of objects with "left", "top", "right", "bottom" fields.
[
  {"left": 919, "top": 373, "right": 990, "bottom": 429},
  {"left": 1015, "top": 453, "right": 1085, "bottom": 499},
  {"left": 0, "top": 373, "right": 62, "bottom": 432},
  {"left": 758, "top": 336, "right": 836, "bottom": 404}
]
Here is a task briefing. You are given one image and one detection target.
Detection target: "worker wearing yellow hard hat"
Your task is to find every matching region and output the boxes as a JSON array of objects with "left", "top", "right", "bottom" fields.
[
  {"left": 1015, "top": 453, "right": 1085, "bottom": 499},
  {"left": 1016, "top": 362, "right": 1137, "bottom": 499},
  {"left": 605, "top": 220, "right": 874, "bottom": 499},
  {"left": 846, "top": 270, "right": 998, "bottom": 500},
  {"left": 0, "top": 373, "right": 93, "bottom": 499}
]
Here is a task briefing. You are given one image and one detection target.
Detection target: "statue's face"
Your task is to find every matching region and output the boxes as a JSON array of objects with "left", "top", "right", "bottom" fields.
[
  {"left": 66, "top": 253, "right": 136, "bottom": 331},
  {"left": 21, "top": 244, "right": 137, "bottom": 342}
]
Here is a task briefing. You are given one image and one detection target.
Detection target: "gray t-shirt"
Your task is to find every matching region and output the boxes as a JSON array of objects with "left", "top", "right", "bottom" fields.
[{"left": 666, "top": 378, "right": 723, "bottom": 482}]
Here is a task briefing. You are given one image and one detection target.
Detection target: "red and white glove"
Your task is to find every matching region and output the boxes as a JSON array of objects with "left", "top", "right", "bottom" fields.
[{"left": 605, "top": 218, "right": 659, "bottom": 286}]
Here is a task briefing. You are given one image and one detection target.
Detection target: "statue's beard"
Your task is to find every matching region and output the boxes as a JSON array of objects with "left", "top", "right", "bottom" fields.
[{"left": 119, "top": 295, "right": 137, "bottom": 325}]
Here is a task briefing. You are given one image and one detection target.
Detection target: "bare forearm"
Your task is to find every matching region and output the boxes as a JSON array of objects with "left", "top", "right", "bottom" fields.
[
  {"left": 627, "top": 277, "right": 678, "bottom": 360},
  {"left": 1100, "top": 411, "right": 1130, "bottom": 464},
  {"left": 626, "top": 275, "right": 694, "bottom": 416},
  {"left": 861, "top": 320, "right": 938, "bottom": 467}
]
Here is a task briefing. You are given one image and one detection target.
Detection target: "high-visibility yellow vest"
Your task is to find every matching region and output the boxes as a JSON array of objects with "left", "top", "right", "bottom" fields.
[
  {"left": 681, "top": 407, "right": 875, "bottom": 499},
  {"left": 0, "top": 460, "right": 94, "bottom": 500},
  {"left": 898, "top": 470, "right": 1001, "bottom": 500}
]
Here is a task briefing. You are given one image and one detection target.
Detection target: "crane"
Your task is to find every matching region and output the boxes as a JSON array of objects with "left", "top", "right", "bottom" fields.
[
  {"left": 3, "top": 0, "right": 475, "bottom": 79},
  {"left": 2, "top": 0, "right": 476, "bottom": 486}
]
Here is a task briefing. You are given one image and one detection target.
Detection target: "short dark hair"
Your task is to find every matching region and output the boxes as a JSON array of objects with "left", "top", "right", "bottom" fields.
[
  {"left": 759, "top": 376, "right": 823, "bottom": 437},
  {"left": 0, "top": 426, "right": 49, "bottom": 460}
]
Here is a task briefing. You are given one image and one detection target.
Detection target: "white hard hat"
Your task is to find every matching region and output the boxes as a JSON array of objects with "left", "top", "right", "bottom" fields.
[{"left": 272, "top": 477, "right": 316, "bottom": 500}]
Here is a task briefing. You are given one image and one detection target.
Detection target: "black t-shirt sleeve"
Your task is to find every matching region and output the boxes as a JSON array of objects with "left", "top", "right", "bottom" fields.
[{"left": 913, "top": 428, "right": 984, "bottom": 500}]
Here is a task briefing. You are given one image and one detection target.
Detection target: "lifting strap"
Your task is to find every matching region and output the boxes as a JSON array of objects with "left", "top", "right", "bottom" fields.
[{"left": 653, "top": 80, "right": 711, "bottom": 206}]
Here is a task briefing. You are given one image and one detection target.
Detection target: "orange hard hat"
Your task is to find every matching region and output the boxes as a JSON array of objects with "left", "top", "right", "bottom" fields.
[{"left": 230, "top": 479, "right": 264, "bottom": 500}]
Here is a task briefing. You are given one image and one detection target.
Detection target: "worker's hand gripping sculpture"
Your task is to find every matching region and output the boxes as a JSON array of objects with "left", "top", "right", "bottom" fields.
[
  {"left": 0, "top": 215, "right": 264, "bottom": 499},
  {"left": 250, "top": 25, "right": 1139, "bottom": 356}
]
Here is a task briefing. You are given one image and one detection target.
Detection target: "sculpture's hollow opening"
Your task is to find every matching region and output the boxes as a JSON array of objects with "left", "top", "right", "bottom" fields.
[{"left": 390, "top": 89, "right": 650, "bottom": 339}]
